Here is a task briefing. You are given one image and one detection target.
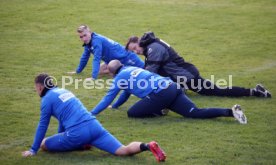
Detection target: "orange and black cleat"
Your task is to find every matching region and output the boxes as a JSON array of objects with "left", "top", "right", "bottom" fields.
[{"left": 148, "top": 141, "right": 166, "bottom": 162}]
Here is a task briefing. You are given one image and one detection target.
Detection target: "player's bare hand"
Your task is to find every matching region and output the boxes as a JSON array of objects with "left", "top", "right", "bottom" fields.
[{"left": 22, "top": 150, "right": 35, "bottom": 157}]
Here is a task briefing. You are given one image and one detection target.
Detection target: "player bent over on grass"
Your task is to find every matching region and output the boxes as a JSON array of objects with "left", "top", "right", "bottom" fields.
[
  {"left": 67, "top": 25, "right": 144, "bottom": 80},
  {"left": 125, "top": 32, "right": 271, "bottom": 98},
  {"left": 91, "top": 60, "right": 247, "bottom": 124},
  {"left": 22, "top": 73, "right": 166, "bottom": 162}
]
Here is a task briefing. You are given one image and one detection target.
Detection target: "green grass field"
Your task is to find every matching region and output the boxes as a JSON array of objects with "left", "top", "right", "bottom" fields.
[{"left": 1, "top": 0, "right": 276, "bottom": 164}]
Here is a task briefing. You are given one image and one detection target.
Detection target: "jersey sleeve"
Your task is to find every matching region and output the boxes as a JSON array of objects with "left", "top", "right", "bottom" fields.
[
  {"left": 30, "top": 98, "right": 52, "bottom": 153},
  {"left": 91, "top": 80, "right": 120, "bottom": 115},
  {"left": 112, "top": 90, "right": 131, "bottom": 108},
  {"left": 76, "top": 46, "right": 91, "bottom": 73},
  {"left": 91, "top": 39, "right": 103, "bottom": 79}
]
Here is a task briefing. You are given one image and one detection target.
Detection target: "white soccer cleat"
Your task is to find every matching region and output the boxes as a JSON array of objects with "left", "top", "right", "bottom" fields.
[{"left": 232, "top": 104, "right": 247, "bottom": 124}]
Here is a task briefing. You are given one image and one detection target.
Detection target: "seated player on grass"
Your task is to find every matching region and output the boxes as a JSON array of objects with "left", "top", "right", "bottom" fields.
[
  {"left": 22, "top": 73, "right": 166, "bottom": 162},
  {"left": 91, "top": 60, "right": 247, "bottom": 124}
]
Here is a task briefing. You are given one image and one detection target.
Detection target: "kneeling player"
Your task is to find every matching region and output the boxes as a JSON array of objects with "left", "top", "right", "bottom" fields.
[{"left": 22, "top": 73, "right": 166, "bottom": 162}]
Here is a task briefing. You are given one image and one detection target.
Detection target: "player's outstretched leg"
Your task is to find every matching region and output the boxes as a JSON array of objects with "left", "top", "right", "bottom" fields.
[{"left": 115, "top": 141, "right": 166, "bottom": 162}]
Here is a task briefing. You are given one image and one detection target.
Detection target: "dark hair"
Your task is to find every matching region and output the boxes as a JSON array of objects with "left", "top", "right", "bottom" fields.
[
  {"left": 125, "top": 36, "right": 139, "bottom": 50},
  {"left": 35, "top": 73, "right": 55, "bottom": 88}
]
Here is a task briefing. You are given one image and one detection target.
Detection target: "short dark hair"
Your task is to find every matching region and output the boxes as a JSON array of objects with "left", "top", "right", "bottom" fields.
[
  {"left": 35, "top": 73, "right": 55, "bottom": 88},
  {"left": 125, "top": 36, "right": 139, "bottom": 50}
]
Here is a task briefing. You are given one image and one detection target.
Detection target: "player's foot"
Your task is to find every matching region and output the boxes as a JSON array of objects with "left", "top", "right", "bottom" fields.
[
  {"left": 148, "top": 141, "right": 166, "bottom": 162},
  {"left": 254, "top": 84, "right": 271, "bottom": 98},
  {"left": 232, "top": 104, "right": 247, "bottom": 124}
]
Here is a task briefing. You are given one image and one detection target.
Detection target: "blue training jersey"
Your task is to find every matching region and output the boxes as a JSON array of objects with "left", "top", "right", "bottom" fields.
[
  {"left": 91, "top": 66, "right": 172, "bottom": 115},
  {"left": 30, "top": 87, "right": 95, "bottom": 153},
  {"left": 76, "top": 32, "right": 133, "bottom": 79}
]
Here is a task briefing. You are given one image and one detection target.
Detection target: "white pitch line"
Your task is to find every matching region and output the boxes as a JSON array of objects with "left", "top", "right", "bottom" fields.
[{"left": 247, "top": 61, "right": 276, "bottom": 72}]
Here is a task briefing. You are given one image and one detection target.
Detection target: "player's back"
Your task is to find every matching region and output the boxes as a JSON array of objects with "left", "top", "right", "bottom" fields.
[
  {"left": 92, "top": 33, "right": 128, "bottom": 62},
  {"left": 42, "top": 87, "right": 95, "bottom": 130},
  {"left": 115, "top": 66, "right": 172, "bottom": 98}
]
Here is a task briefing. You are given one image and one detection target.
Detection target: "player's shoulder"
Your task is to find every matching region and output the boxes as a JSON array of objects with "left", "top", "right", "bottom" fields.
[
  {"left": 149, "top": 41, "right": 164, "bottom": 48},
  {"left": 93, "top": 32, "right": 111, "bottom": 41},
  {"left": 148, "top": 42, "right": 166, "bottom": 53},
  {"left": 43, "top": 88, "right": 75, "bottom": 104},
  {"left": 43, "top": 88, "right": 66, "bottom": 99},
  {"left": 92, "top": 33, "right": 104, "bottom": 43},
  {"left": 115, "top": 66, "right": 133, "bottom": 78}
]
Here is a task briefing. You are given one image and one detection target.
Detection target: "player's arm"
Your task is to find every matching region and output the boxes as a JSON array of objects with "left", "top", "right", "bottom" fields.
[
  {"left": 91, "top": 80, "right": 120, "bottom": 115},
  {"left": 91, "top": 39, "right": 103, "bottom": 79},
  {"left": 111, "top": 90, "right": 131, "bottom": 109},
  {"left": 145, "top": 45, "right": 167, "bottom": 73},
  {"left": 76, "top": 46, "right": 91, "bottom": 73},
  {"left": 23, "top": 99, "right": 51, "bottom": 157}
]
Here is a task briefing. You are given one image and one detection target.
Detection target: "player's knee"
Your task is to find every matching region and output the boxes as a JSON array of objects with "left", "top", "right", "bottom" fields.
[{"left": 40, "top": 138, "right": 48, "bottom": 151}]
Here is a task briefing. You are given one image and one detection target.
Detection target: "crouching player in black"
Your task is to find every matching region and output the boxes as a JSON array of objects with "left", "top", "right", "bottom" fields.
[
  {"left": 22, "top": 73, "right": 166, "bottom": 162},
  {"left": 91, "top": 60, "right": 247, "bottom": 124},
  {"left": 125, "top": 32, "right": 271, "bottom": 98}
]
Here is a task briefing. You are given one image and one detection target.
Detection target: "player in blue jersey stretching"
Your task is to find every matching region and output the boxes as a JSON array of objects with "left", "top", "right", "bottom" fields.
[
  {"left": 68, "top": 25, "right": 144, "bottom": 80},
  {"left": 22, "top": 73, "right": 166, "bottom": 162},
  {"left": 91, "top": 60, "right": 247, "bottom": 124}
]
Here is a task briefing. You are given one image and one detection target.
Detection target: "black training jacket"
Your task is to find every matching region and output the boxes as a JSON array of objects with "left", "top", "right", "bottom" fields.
[{"left": 139, "top": 32, "right": 199, "bottom": 82}]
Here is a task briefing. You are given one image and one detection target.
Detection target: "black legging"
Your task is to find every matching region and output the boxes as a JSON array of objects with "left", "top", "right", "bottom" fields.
[
  {"left": 186, "top": 76, "right": 251, "bottom": 97},
  {"left": 127, "top": 83, "right": 233, "bottom": 118}
]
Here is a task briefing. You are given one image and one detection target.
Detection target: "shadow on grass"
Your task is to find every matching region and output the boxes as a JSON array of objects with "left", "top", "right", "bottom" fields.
[{"left": 127, "top": 114, "right": 240, "bottom": 126}]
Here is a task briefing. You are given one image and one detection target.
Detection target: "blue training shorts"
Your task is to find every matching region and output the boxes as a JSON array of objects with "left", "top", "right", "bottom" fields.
[{"left": 45, "top": 119, "right": 123, "bottom": 154}]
